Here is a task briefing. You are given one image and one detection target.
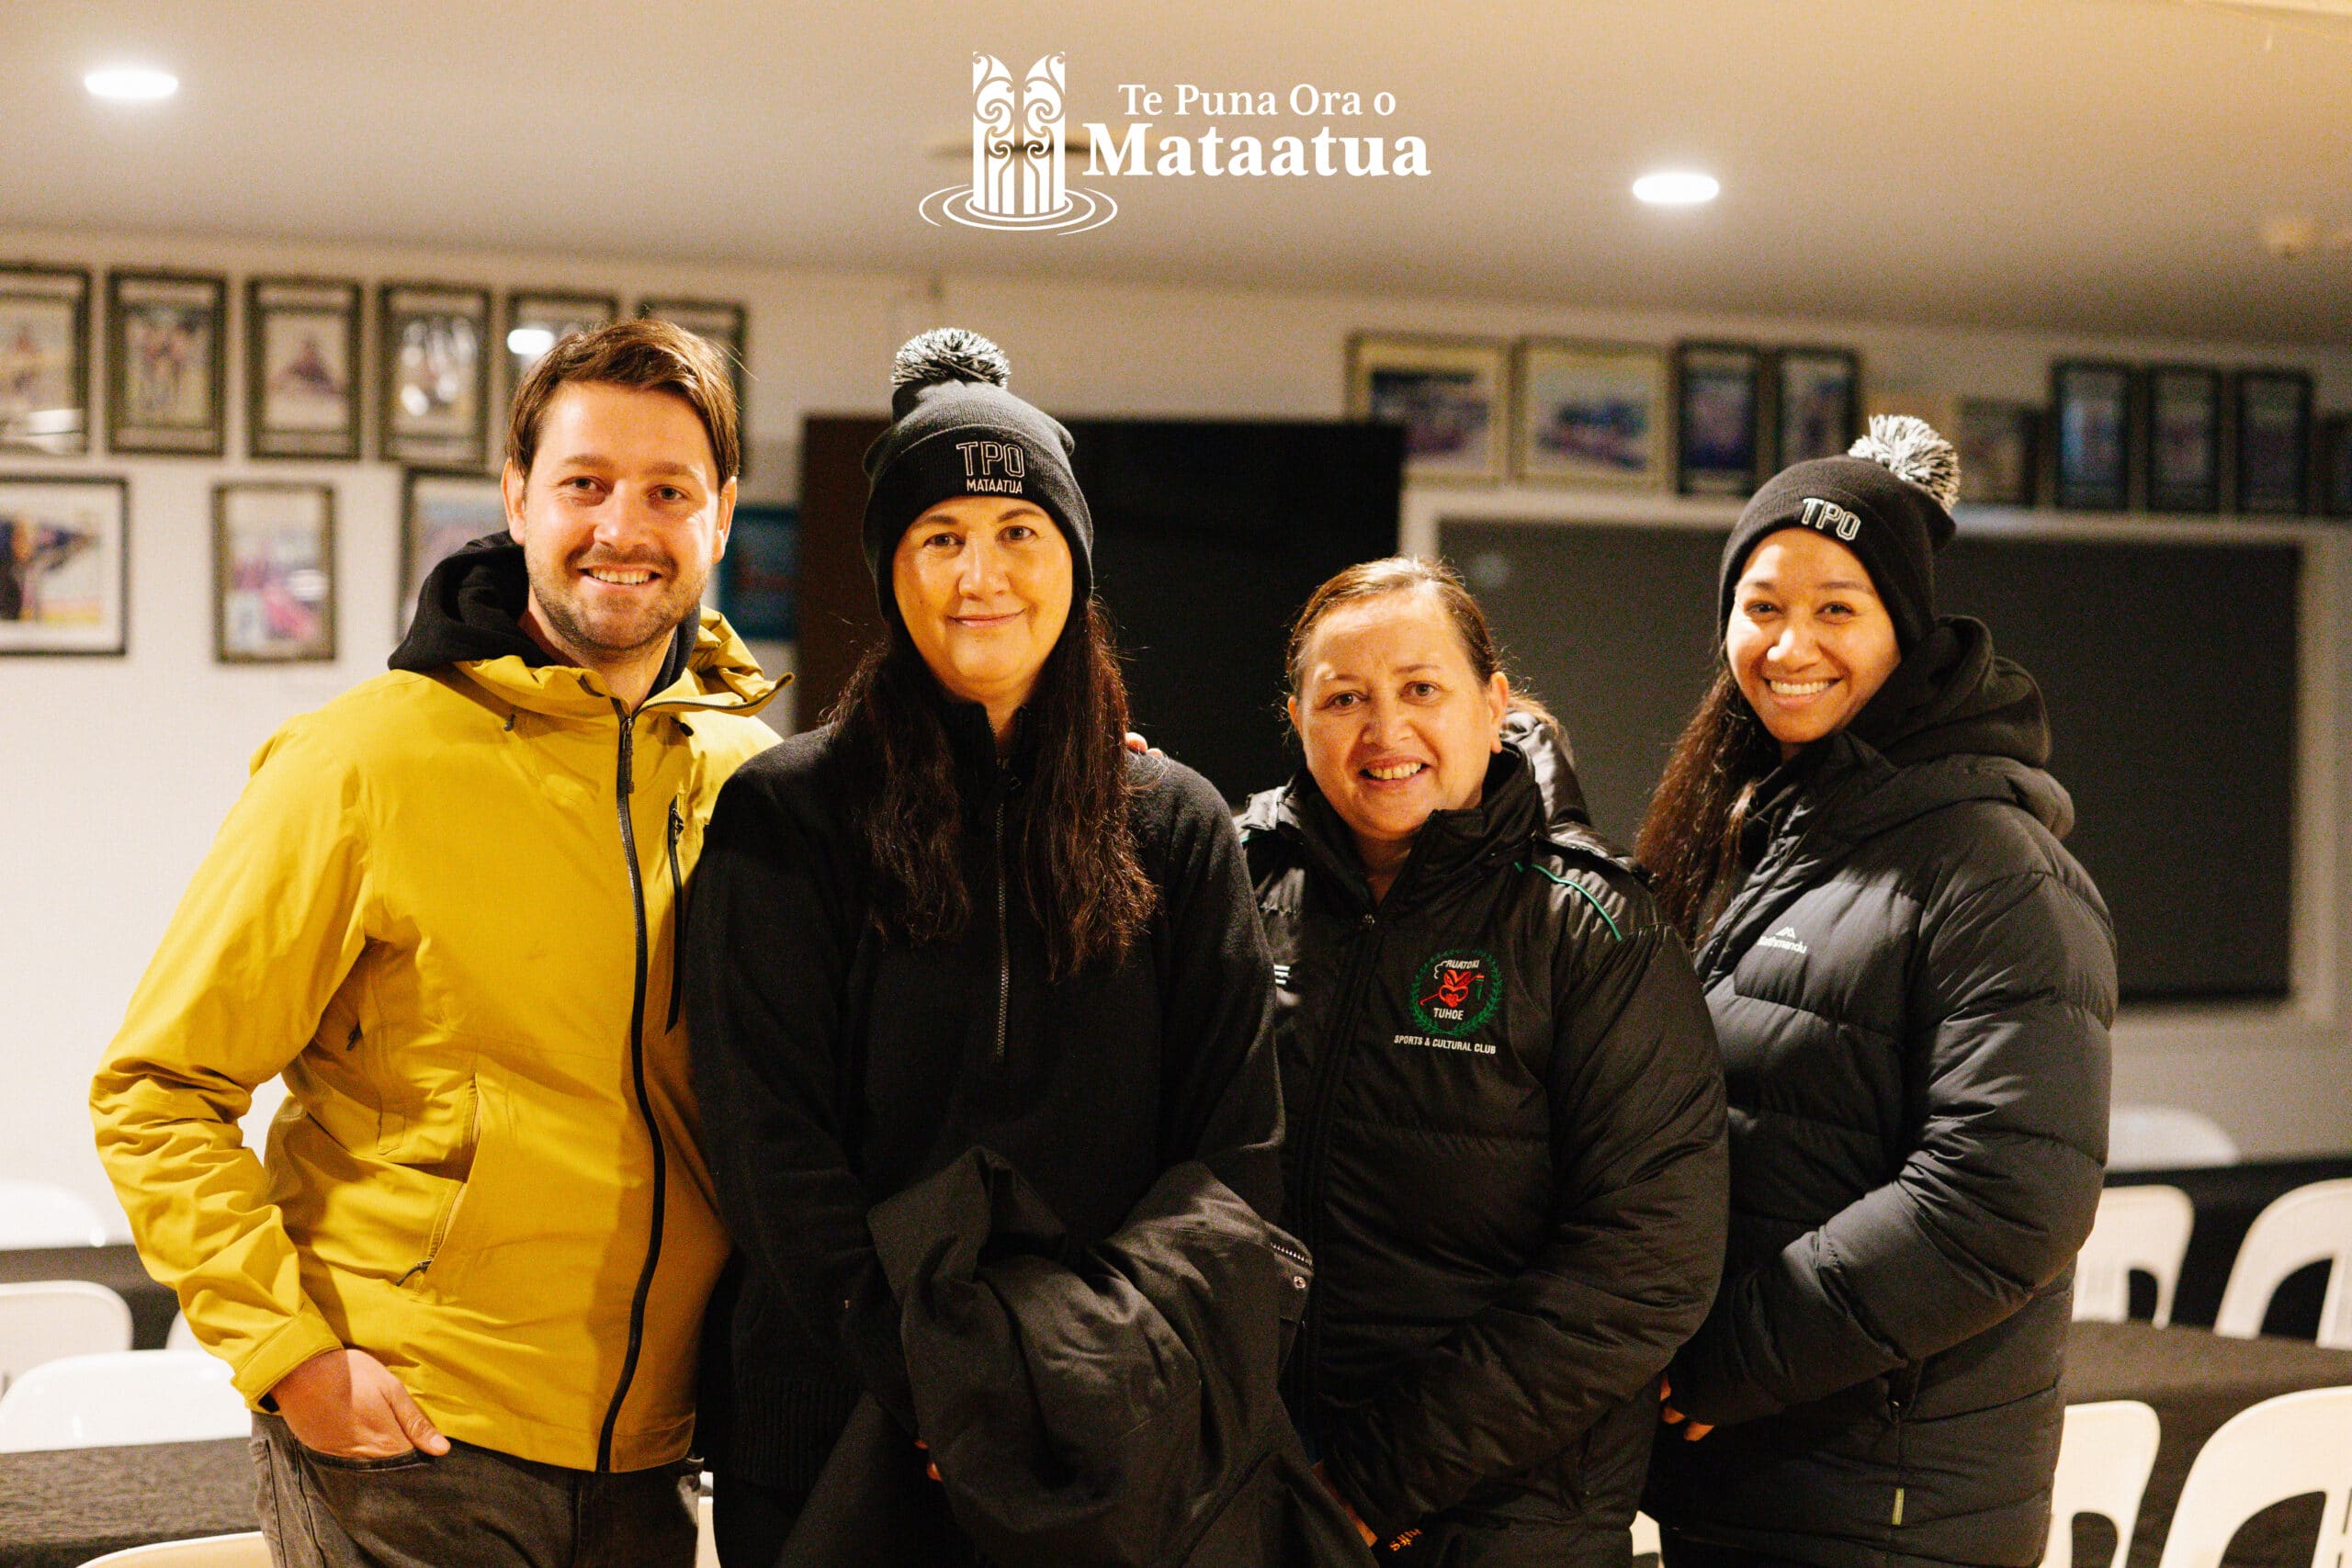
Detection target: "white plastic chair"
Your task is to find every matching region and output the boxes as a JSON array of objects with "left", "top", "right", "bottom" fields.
[
  {"left": 77, "top": 1534, "right": 272, "bottom": 1566},
  {"left": 0, "top": 1349, "right": 246, "bottom": 1451},
  {"left": 696, "top": 1491, "right": 719, "bottom": 1568},
  {"left": 2075, "top": 1187, "right": 2196, "bottom": 1326},
  {"left": 2106, "top": 1106, "right": 2238, "bottom": 1174},
  {"left": 2213, "top": 1178, "right": 2352, "bottom": 1348},
  {"left": 0, "top": 1179, "right": 112, "bottom": 1247},
  {"left": 0, "top": 1281, "right": 134, "bottom": 1391},
  {"left": 2153, "top": 1385, "right": 2352, "bottom": 1568},
  {"left": 166, "top": 1312, "right": 198, "bottom": 1351},
  {"left": 2044, "top": 1401, "right": 2162, "bottom": 1568},
  {"left": 1630, "top": 1510, "right": 1661, "bottom": 1561}
]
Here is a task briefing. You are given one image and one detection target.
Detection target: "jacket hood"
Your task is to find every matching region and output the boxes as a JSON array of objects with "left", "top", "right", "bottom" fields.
[
  {"left": 1501, "top": 709, "right": 1592, "bottom": 837},
  {"left": 389, "top": 535, "right": 781, "bottom": 717}
]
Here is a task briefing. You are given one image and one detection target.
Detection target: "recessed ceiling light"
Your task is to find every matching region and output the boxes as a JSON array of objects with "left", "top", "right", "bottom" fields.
[
  {"left": 1633, "top": 170, "right": 1719, "bottom": 207},
  {"left": 85, "top": 67, "right": 179, "bottom": 103}
]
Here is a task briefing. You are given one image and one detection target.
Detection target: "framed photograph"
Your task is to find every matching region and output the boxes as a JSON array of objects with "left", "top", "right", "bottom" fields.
[
  {"left": 2320, "top": 415, "right": 2352, "bottom": 521},
  {"left": 1955, "top": 400, "right": 2039, "bottom": 507},
  {"left": 107, "top": 269, "right": 227, "bottom": 456},
  {"left": 2144, "top": 366, "right": 2222, "bottom": 513},
  {"left": 0, "top": 474, "right": 127, "bottom": 655},
  {"left": 379, "top": 283, "right": 492, "bottom": 469},
  {"left": 2051, "top": 360, "right": 2135, "bottom": 512},
  {"left": 2234, "top": 369, "right": 2313, "bottom": 516},
  {"left": 717, "top": 503, "right": 799, "bottom": 641},
  {"left": 1346, "top": 333, "right": 1509, "bottom": 484},
  {"left": 401, "top": 468, "right": 506, "bottom": 633},
  {"left": 1510, "top": 340, "right": 1668, "bottom": 488},
  {"left": 505, "top": 289, "right": 618, "bottom": 389},
  {"left": 0, "top": 264, "right": 92, "bottom": 455},
  {"left": 1674, "top": 342, "right": 1764, "bottom": 496},
  {"left": 214, "top": 482, "right": 335, "bottom": 663},
  {"left": 1773, "top": 346, "right": 1860, "bottom": 467},
  {"left": 246, "top": 276, "right": 362, "bottom": 460},
  {"left": 639, "top": 296, "right": 749, "bottom": 423}
]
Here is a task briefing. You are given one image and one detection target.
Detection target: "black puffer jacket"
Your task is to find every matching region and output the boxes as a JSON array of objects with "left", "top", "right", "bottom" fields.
[
  {"left": 1644, "top": 620, "right": 2115, "bottom": 1568},
  {"left": 1240, "top": 722, "right": 1729, "bottom": 1566}
]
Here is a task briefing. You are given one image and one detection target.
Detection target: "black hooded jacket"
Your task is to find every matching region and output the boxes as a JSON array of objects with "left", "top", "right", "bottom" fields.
[
  {"left": 1643, "top": 619, "right": 2116, "bottom": 1568},
  {"left": 1238, "top": 721, "right": 1729, "bottom": 1565}
]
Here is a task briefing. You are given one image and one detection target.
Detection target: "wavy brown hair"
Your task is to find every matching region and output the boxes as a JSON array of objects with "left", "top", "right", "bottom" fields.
[
  {"left": 1634, "top": 662, "right": 1782, "bottom": 942},
  {"left": 827, "top": 597, "right": 1154, "bottom": 977},
  {"left": 1283, "top": 555, "right": 1560, "bottom": 734}
]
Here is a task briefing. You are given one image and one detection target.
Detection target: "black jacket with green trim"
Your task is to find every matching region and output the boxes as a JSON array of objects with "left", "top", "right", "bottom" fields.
[{"left": 1237, "top": 723, "right": 1728, "bottom": 1566}]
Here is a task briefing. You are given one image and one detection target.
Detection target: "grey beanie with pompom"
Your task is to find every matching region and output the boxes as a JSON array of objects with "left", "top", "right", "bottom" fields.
[
  {"left": 860, "top": 327, "right": 1093, "bottom": 629},
  {"left": 1716, "top": 414, "right": 1962, "bottom": 650}
]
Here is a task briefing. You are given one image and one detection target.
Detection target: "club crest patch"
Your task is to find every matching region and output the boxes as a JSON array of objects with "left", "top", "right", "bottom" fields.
[{"left": 1410, "top": 948, "right": 1501, "bottom": 1038}]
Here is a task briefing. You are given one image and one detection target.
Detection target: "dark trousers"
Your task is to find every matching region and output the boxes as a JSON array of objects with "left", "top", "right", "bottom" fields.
[
  {"left": 1657, "top": 1528, "right": 1822, "bottom": 1568},
  {"left": 250, "top": 1413, "right": 699, "bottom": 1568},
  {"left": 710, "top": 1471, "right": 799, "bottom": 1568}
]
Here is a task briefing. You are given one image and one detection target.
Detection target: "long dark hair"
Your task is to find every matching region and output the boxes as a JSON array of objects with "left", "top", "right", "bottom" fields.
[
  {"left": 1634, "top": 662, "right": 1782, "bottom": 943},
  {"left": 827, "top": 596, "right": 1154, "bottom": 977}
]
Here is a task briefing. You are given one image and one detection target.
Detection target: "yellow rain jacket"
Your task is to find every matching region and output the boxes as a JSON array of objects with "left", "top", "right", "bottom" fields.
[{"left": 92, "top": 565, "right": 781, "bottom": 1472}]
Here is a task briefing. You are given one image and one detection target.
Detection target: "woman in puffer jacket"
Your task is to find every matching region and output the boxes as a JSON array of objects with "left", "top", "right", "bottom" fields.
[
  {"left": 1240, "top": 556, "right": 1729, "bottom": 1566},
  {"left": 1637, "top": 419, "right": 2115, "bottom": 1568}
]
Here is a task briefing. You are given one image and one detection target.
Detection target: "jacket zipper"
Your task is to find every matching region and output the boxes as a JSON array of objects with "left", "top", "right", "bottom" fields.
[
  {"left": 597, "top": 703, "right": 668, "bottom": 1473},
  {"left": 395, "top": 1081, "right": 483, "bottom": 1287},
  {"left": 992, "top": 784, "right": 1011, "bottom": 1068},
  {"left": 665, "top": 799, "right": 687, "bottom": 1032},
  {"left": 1286, "top": 902, "right": 1385, "bottom": 1416}
]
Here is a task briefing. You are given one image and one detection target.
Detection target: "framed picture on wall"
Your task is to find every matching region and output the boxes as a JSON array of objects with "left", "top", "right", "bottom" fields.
[
  {"left": 1674, "top": 342, "right": 1764, "bottom": 496},
  {"left": 0, "top": 264, "right": 92, "bottom": 456},
  {"left": 214, "top": 482, "right": 335, "bottom": 663},
  {"left": 1955, "top": 400, "right": 2039, "bottom": 507},
  {"left": 0, "top": 474, "right": 127, "bottom": 655},
  {"left": 1773, "top": 346, "right": 1860, "bottom": 467},
  {"left": 107, "top": 269, "right": 227, "bottom": 456},
  {"left": 2051, "top": 360, "right": 2134, "bottom": 511},
  {"left": 718, "top": 503, "right": 799, "bottom": 641},
  {"left": 400, "top": 468, "right": 506, "bottom": 634},
  {"left": 639, "top": 295, "right": 748, "bottom": 414},
  {"left": 2234, "top": 369, "right": 2312, "bottom": 515},
  {"left": 246, "top": 276, "right": 362, "bottom": 460},
  {"left": 1510, "top": 340, "right": 1668, "bottom": 488},
  {"left": 2320, "top": 415, "right": 2352, "bottom": 521},
  {"left": 2144, "top": 365, "right": 2222, "bottom": 513},
  {"left": 505, "top": 289, "right": 618, "bottom": 389},
  {"left": 379, "top": 282, "right": 492, "bottom": 469},
  {"left": 1346, "top": 333, "right": 1509, "bottom": 484}
]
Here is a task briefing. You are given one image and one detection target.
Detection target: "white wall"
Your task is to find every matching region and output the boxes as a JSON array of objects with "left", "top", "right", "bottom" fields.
[{"left": 6, "top": 224, "right": 2349, "bottom": 1239}]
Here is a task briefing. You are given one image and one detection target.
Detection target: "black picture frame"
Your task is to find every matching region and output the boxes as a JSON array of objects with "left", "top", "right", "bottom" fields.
[
  {"left": 638, "top": 296, "right": 749, "bottom": 431},
  {"left": 107, "top": 267, "right": 228, "bottom": 457},
  {"left": 0, "top": 472, "right": 129, "bottom": 656},
  {"left": 214, "top": 481, "right": 336, "bottom": 663},
  {"left": 1956, "top": 400, "right": 2040, "bottom": 508},
  {"left": 246, "top": 276, "right": 363, "bottom": 460},
  {"left": 2143, "top": 365, "right": 2222, "bottom": 514},
  {"left": 399, "top": 467, "right": 507, "bottom": 635},
  {"left": 2051, "top": 360, "right": 2135, "bottom": 512},
  {"left": 379, "top": 282, "right": 492, "bottom": 470},
  {"left": 1674, "top": 342, "right": 1764, "bottom": 496},
  {"left": 1772, "top": 345, "right": 1860, "bottom": 468},
  {"left": 0, "top": 263, "right": 92, "bottom": 456},
  {"left": 2233, "top": 369, "right": 2313, "bottom": 516},
  {"left": 717, "top": 503, "right": 799, "bottom": 642},
  {"left": 503, "top": 289, "right": 618, "bottom": 392},
  {"left": 2320, "top": 414, "right": 2352, "bottom": 521}
]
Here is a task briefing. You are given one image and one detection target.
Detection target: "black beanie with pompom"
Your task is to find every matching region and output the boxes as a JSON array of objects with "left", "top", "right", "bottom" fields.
[{"left": 860, "top": 328, "right": 1093, "bottom": 628}]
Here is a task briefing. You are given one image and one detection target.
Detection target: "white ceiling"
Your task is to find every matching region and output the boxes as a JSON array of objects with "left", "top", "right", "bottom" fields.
[{"left": 4, "top": 0, "right": 2349, "bottom": 344}]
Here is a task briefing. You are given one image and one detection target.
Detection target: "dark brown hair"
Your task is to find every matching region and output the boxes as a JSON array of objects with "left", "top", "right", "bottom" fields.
[
  {"left": 506, "top": 317, "right": 741, "bottom": 481},
  {"left": 1634, "top": 662, "right": 1781, "bottom": 942},
  {"left": 1283, "top": 555, "right": 1558, "bottom": 731},
  {"left": 827, "top": 597, "right": 1154, "bottom": 978}
]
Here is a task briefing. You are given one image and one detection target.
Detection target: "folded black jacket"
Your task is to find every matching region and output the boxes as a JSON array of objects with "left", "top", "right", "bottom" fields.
[
  {"left": 774, "top": 1147, "right": 1373, "bottom": 1568},
  {"left": 685, "top": 694, "right": 1285, "bottom": 1495},
  {"left": 1238, "top": 721, "right": 1729, "bottom": 1565}
]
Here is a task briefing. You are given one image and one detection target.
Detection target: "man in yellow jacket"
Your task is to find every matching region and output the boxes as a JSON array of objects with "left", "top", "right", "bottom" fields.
[{"left": 92, "top": 318, "right": 782, "bottom": 1566}]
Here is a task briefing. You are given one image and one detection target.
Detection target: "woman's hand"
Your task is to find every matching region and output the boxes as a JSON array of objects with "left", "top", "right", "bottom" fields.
[
  {"left": 1658, "top": 1374, "right": 1715, "bottom": 1442},
  {"left": 1313, "top": 1461, "right": 1379, "bottom": 1547}
]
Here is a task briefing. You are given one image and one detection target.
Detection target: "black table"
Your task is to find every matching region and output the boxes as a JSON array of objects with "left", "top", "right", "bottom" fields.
[
  {"left": 2109, "top": 1157, "right": 2352, "bottom": 1333},
  {"left": 0, "top": 1247, "right": 175, "bottom": 1352},
  {"left": 2062, "top": 1318, "right": 2352, "bottom": 1568},
  {"left": 0, "top": 1438, "right": 254, "bottom": 1568}
]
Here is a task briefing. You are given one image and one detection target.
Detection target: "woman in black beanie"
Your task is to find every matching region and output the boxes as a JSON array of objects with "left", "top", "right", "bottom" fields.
[
  {"left": 1637, "top": 418, "right": 2116, "bottom": 1568},
  {"left": 685, "top": 331, "right": 1309, "bottom": 1565}
]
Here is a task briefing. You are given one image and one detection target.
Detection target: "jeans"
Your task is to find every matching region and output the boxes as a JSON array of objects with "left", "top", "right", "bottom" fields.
[{"left": 250, "top": 1412, "right": 699, "bottom": 1568}]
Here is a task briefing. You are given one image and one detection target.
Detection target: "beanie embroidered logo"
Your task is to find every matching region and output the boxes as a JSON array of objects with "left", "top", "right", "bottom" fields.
[
  {"left": 956, "top": 439, "right": 1027, "bottom": 495},
  {"left": 921, "top": 53, "right": 1120, "bottom": 235},
  {"left": 1410, "top": 949, "right": 1501, "bottom": 1038},
  {"left": 1798, "top": 497, "right": 1863, "bottom": 541}
]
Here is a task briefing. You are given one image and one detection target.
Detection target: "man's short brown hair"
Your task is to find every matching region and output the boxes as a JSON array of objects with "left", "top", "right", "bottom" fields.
[{"left": 506, "top": 317, "right": 741, "bottom": 481}]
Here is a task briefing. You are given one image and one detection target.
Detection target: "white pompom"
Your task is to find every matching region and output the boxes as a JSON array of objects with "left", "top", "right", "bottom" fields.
[
  {"left": 1848, "top": 414, "right": 1960, "bottom": 510},
  {"left": 891, "top": 328, "right": 1012, "bottom": 392}
]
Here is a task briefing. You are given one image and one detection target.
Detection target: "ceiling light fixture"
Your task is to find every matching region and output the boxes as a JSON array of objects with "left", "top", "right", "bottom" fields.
[
  {"left": 1632, "top": 170, "right": 1719, "bottom": 207},
  {"left": 85, "top": 66, "right": 178, "bottom": 103}
]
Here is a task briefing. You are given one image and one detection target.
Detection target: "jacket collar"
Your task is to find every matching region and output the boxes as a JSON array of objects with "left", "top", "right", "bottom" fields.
[{"left": 1251, "top": 741, "right": 1545, "bottom": 912}]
